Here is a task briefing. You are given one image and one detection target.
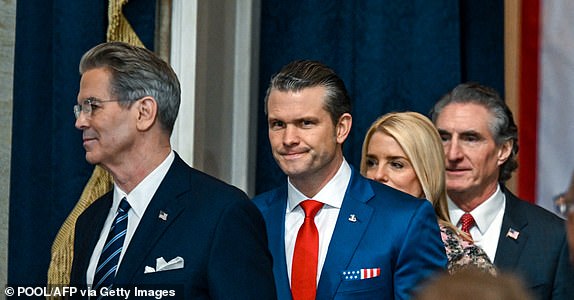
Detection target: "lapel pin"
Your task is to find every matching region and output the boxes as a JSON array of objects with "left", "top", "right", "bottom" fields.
[
  {"left": 159, "top": 210, "right": 168, "bottom": 221},
  {"left": 506, "top": 227, "right": 519, "bottom": 240},
  {"left": 348, "top": 214, "right": 357, "bottom": 222}
]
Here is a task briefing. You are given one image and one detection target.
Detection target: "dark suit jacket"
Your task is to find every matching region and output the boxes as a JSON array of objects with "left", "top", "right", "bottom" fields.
[
  {"left": 495, "top": 186, "right": 574, "bottom": 299},
  {"left": 70, "top": 153, "right": 277, "bottom": 299},
  {"left": 253, "top": 166, "right": 447, "bottom": 300}
]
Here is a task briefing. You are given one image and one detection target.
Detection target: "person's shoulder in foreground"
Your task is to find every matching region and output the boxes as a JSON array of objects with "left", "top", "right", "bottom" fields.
[
  {"left": 413, "top": 267, "right": 535, "bottom": 300},
  {"left": 156, "top": 154, "right": 278, "bottom": 299}
]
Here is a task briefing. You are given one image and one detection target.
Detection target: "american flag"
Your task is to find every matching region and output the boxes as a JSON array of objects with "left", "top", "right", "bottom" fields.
[
  {"left": 342, "top": 268, "right": 381, "bottom": 280},
  {"left": 506, "top": 228, "right": 520, "bottom": 240}
]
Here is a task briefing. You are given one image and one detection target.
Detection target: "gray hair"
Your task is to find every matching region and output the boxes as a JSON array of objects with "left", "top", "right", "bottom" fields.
[
  {"left": 79, "top": 41, "right": 180, "bottom": 135},
  {"left": 431, "top": 82, "right": 519, "bottom": 182}
]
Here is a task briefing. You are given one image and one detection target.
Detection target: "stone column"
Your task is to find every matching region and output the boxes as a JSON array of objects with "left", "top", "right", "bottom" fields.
[{"left": 0, "top": 0, "right": 16, "bottom": 287}]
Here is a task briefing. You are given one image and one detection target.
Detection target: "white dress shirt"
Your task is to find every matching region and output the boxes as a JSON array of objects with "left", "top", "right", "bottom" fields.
[
  {"left": 86, "top": 151, "right": 175, "bottom": 285},
  {"left": 448, "top": 184, "right": 506, "bottom": 262},
  {"left": 285, "top": 159, "right": 352, "bottom": 287}
]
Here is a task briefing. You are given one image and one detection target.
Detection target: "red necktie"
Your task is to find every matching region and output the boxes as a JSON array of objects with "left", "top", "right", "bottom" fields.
[
  {"left": 291, "top": 200, "right": 324, "bottom": 300},
  {"left": 460, "top": 213, "right": 476, "bottom": 237}
]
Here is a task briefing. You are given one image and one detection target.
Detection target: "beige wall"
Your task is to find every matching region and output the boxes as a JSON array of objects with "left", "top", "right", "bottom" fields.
[
  {"left": 0, "top": 0, "right": 16, "bottom": 287},
  {"left": 170, "top": 0, "right": 260, "bottom": 196}
]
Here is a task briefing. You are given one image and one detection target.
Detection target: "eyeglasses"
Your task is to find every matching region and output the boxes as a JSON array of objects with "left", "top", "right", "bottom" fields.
[
  {"left": 554, "top": 193, "right": 574, "bottom": 217},
  {"left": 73, "top": 97, "right": 129, "bottom": 119}
]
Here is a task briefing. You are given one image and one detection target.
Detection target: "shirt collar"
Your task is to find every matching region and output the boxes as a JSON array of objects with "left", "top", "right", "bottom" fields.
[
  {"left": 113, "top": 151, "right": 175, "bottom": 219},
  {"left": 448, "top": 184, "right": 505, "bottom": 234},
  {"left": 287, "top": 159, "right": 352, "bottom": 212}
]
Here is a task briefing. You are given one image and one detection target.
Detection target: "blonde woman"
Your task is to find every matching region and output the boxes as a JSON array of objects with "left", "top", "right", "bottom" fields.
[{"left": 360, "top": 111, "right": 496, "bottom": 274}]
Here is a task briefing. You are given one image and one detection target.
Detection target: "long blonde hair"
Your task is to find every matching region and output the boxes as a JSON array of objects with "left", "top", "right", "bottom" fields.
[{"left": 360, "top": 112, "right": 465, "bottom": 238}]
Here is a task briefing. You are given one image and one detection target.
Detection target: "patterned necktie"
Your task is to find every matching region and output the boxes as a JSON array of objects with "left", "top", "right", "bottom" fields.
[
  {"left": 291, "top": 200, "right": 324, "bottom": 300},
  {"left": 460, "top": 213, "right": 476, "bottom": 237},
  {"left": 93, "top": 198, "right": 131, "bottom": 292}
]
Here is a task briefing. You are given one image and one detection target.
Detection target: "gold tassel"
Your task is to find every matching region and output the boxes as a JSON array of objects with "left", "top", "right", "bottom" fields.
[
  {"left": 46, "top": 166, "right": 113, "bottom": 290},
  {"left": 107, "top": 0, "right": 145, "bottom": 47},
  {"left": 46, "top": 0, "right": 147, "bottom": 295}
]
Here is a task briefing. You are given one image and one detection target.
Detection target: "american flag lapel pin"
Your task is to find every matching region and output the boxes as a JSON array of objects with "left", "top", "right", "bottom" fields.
[
  {"left": 158, "top": 210, "right": 168, "bottom": 221},
  {"left": 506, "top": 227, "right": 519, "bottom": 240}
]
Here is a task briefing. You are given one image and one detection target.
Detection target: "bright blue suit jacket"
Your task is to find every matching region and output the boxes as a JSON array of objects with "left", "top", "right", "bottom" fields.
[
  {"left": 253, "top": 167, "right": 447, "bottom": 300},
  {"left": 70, "top": 153, "right": 277, "bottom": 299}
]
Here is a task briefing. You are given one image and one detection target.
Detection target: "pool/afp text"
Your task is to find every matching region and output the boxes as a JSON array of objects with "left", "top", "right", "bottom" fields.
[{"left": 4, "top": 285, "right": 178, "bottom": 299}]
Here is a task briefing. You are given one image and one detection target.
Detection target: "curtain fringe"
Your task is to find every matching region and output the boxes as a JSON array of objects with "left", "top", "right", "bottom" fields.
[{"left": 47, "top": 0, "right": 145, "bottom": 293}]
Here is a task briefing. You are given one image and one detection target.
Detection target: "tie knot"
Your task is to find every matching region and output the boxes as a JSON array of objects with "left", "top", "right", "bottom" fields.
[
  {"left": 118, "top": 198, "right": 131, "bottom": 214},
  {"left": 460, "top": 213, "right": 476, "bottom": 234},
  {"left": 300, "top": 200, "right": 323, "bottom": 219}
]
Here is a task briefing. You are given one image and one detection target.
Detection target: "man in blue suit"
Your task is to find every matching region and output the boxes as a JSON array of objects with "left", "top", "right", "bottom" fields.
[
  {"left": 432, "top": 82, "right": 574, "bottom": 299},
  {"left": 253, "top": 60, "right": 446, "bottom": 300},
  {"left": 69, "top": 42, "right": 276, "bottom": 299}
]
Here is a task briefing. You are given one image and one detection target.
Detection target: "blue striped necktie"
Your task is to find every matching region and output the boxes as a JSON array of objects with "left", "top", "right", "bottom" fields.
[{"left": 93, "top": 197, "right": 131, "bottom": 292}]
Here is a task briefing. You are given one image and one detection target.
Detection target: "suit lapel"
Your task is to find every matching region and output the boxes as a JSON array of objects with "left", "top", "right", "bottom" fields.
[
  {"left": 316, "top": 171, "right": 374, "bottom": 299},
  {"left": 263, "top": 186, "right": 292, "bottom": 300},
  {"left": 494, "top": 188, "right": 529, "bottom": 269},
  {"left": 114, "top": 154, "right": 189, "bottom": 284}
]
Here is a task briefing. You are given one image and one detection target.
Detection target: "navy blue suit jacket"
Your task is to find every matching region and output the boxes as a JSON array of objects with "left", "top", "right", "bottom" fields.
[
  {"left": 70, "top": 153, "right": 277, "bottom": 299},
  {"left": 495, "top": 186, "right": 574, "bottom": 299},
  {"left": 253, "top": 167, "right": 447, "bottom": 300}
]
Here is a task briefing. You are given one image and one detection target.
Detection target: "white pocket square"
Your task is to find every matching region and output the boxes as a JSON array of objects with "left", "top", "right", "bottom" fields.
[{"left": 144, "top": 256, "right": 184, "bottom": 273}]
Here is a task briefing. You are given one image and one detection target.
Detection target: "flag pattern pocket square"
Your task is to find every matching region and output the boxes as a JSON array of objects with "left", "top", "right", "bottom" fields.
[{"left": 341, "top": 268, "right": 380, "bottom": 281}]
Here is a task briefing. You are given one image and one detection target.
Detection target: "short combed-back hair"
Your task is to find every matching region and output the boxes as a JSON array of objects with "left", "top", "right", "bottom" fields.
[
  {"left": 360, "top": 112, "right": 456, "bottom": 233},
  {"left": 431, "top": 82, "right": 519, "bottom": 182},
  {"left": 264, "top": 60, "right": 351, "bottom": 125},
  {"left": 79, "top": 41, "right": 181, "bottom": 135}
]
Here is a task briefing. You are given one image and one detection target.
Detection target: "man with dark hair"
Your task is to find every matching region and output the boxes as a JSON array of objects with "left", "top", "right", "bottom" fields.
[
  {"left": 432, "top": 82, "right": 574, "bottom": 299},
  {"left": 254, "top": 60, "right": 446, "bottom": 300},
  {"left": 70, "top": 42, "right": 276, "bottom": 299}
]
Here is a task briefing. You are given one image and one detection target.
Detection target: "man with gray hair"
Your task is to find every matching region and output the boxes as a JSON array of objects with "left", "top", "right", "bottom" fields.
[
  {"left": 431, "top": 82, "right": 574, "bottom": 299},
  {"left": 69, "top": 42, "right": 276, "bottom": 299}
]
